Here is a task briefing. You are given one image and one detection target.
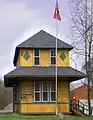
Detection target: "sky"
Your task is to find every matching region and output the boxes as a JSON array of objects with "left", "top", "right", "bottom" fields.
[{"left": 0, "top": 0, "right": 83, "bottom": 80}]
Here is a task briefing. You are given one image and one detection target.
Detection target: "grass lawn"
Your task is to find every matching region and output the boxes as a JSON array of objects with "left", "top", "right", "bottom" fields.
[{"left": 0, "top": 114, "right": 92, "bottom": 120}]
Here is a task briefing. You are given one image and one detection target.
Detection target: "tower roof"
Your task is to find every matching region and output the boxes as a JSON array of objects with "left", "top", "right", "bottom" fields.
[{"left": 13, "top": 30, "right": 73, "bottom": 66}]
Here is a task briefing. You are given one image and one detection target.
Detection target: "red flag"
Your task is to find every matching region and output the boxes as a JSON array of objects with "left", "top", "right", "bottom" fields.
[{"left": 54, "top": 0, "right": 61, "bottom": 20}]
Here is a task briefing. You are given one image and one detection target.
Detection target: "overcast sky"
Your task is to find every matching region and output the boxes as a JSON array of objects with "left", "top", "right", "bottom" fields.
[{"left": 0, "top": 0, "right": 82, "bottom": 80}]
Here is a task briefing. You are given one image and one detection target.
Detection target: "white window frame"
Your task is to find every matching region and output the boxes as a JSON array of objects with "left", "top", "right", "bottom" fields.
[
  {"left": 42, "top": 81, "right": 49, "bottom": 102},
  {"left": 50, "top": 82, "right": 56, "bottom": 102},
  {"left": 34, "top": 81, "right": 56, "bottom": 103},
  {"left": 34, "top": 81, "right": 41, "bottom": 102},
  {"left": 50, "top": 49, "right": 56, "bottom": 66},
  {"left": 34, "top": 49, "right": 40, "bottom": 66}
]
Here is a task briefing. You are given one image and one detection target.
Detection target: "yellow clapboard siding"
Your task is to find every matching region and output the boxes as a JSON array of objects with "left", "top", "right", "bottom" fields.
[
  {"left": 40, "top": 49, "right": 50, "bottom": 66},
  {"left": 21, "top": 103, "right": 69, "bottom": 113},
  {"left": 58, "top": 81, "right": 69, "bottom": 102},
  {"left": 20, "top": 81, "right": 69, "bottom": 103},
  {"left": 21, "top": 81, "right": 33, "bottom": 103},
  {"left": 59, "top": 104, "right": 69, "bottom": 112},
  {"left": 20, "top": 80, "right": 69, "bottom": 113},
  {"left": 57, "top": 49, "right": 69, "bottom": 66},
  {"left": 20, "top": 49, "right": 33, "bottom": 66},
  {"left": 19, "top": 49, "right": 69, "bottom": 66}
]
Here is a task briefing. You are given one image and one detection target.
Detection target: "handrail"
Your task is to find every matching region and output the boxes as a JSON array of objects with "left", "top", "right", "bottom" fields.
[{"left": 70, "top": 99, "right": 92, "bottom": 115}]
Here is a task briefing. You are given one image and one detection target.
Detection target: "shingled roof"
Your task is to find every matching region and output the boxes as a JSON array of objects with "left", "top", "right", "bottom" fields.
[
  {"left": 17, "top": 30, "right": 73, "bottom": 49},
  {"left": 13, "top": 30, "right": 73, "bottom": 66},
  {"left": 4, "top": 66, "right": 86, "bottom": 87}
]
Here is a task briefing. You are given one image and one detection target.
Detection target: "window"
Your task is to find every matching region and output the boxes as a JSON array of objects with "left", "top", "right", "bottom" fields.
[
  {"left": 34, "top": 49, "right": 40, "bottom": 65},
  {"left": 34, "top": 81, "right": 56, "bottom": 102},
  {"left": 50, "top": 49, "right": 56, "bottom": 65},
  {"left": 34, "top": 82, "right": 41, "bottom": 102},
  {"left": 50, "top": 81, "right": 56, "bottom": 102},
  {"left": 13, "top": 84, "right": 19, "bottom": 102},
  {"left": 42, "top": 81, "right": 49, "bottom": 102}
]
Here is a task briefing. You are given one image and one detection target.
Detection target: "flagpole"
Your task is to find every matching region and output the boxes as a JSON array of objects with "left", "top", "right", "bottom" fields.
[
  {"left": 56, "top": 18, "right": 58, "bottom": 116},
  {"left": 54, "top": 0, "right": 61, "bottom": 116}
]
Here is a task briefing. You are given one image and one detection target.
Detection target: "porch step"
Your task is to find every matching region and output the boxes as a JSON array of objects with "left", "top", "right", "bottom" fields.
[{"left": 72, "top": 109, "right": 84, "bottom": 116}]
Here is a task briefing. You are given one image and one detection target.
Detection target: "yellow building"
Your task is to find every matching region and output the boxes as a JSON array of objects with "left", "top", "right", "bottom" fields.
[{"left": 4, "top": 30, "right": 85, "bottom": 114}]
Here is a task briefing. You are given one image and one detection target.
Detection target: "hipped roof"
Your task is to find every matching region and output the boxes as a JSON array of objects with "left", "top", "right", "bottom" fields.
[
  {"left": 4, "top": 66, "right": 86, "bottom": 87},
  {"left": 13, "top": 30, "right": 73, "bottom": 66}
]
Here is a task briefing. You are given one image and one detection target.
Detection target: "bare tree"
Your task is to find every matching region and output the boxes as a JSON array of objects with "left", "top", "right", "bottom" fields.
[{"left": 69, "top": 0, "right": 93, "bottom": 115}]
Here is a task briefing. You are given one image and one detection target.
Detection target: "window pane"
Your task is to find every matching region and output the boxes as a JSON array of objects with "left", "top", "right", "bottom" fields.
[
  {"left": 34, "top": 49, "right": 39, "bottom": 56},
  {"left": 51, "top": 49, "right": 56, "bottom": 56},
  {"left": 35, "top": 82, "right": 40, "bottom": 91},
  {"left": 14, "top": 86, "right": 17, "bottom": 93},
  {"left": 14, "top": 94, "right": 17, "bottom": 101},
  {"left": 35, "top": 57, "right": 39, "bottom": 65},
  {"left": 43, "top": 82, "right": 48, "bottom": 91},
  {"left": 51, "top": 82, "right": 56, "bottom": 91},
  {"left": 51, "top": 57, "right": 56, "bottom": 65},
  {"left": 43, "top": 92, "right": 48, "bottom": 101},
  {"left": 51, "top": 92, "right": 56, "bottom": 101},
  {"left": 14, "top": 92, "right": 19, "bottom": 102},
  {"left": 13, "top": 85, "right": 19, "bottom": 102},
  {"left": 14, "top": 85, "right": 18, "bottom": 93},
  {"left": 35, "top": 93, "right": 40, "bottom": 101}
]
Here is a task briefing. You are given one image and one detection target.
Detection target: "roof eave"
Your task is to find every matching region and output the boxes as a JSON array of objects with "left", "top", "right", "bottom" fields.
[
  {"left": 13, "top": 47, "right": 20, "bottom": 66},
  {"left": 4, "top": 75, "right": 86, "bottom": 87}
]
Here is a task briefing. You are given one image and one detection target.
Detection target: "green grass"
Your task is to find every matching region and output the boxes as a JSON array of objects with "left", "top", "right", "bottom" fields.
[
  {"left": 64, "top": 115, "right": 93, "bottom": 120},
  {"left": 0, "top": 114, "right": 92, "bottom": 120}
]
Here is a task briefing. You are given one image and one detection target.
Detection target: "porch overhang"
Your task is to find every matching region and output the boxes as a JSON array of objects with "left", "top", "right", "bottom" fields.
[{"left": 4, "top": 66, "right": 86, "bottom": 87}]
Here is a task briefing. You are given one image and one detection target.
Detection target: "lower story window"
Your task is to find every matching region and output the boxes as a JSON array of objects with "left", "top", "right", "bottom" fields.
[
  {"left": 42, "top": 81, "right": 49, "bottom": 102},
  {"left": 34, "top": 81, "right": 56, "bottom": 102},
  {"left": 13, "top": 84, "right": 19, "bottom": 102},
  {"left": 35, "top": 92, "right": 40, "bottom": 101},
  {"left": 34, "top": 82, "right": 41, "bottom": 102},
  {"left": 50, "top": 81, "right": 56, "bottom": 102}
]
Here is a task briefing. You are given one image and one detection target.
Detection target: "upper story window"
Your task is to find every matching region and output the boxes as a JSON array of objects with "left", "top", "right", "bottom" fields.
[
  {"left": 50, "top": 49, "right": 56, "bottom": 65},
  {"left": 34, "top": 49, "right": 40, "bottom": 65}
]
